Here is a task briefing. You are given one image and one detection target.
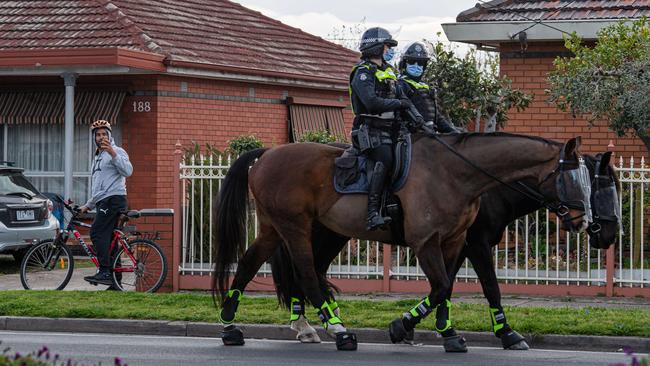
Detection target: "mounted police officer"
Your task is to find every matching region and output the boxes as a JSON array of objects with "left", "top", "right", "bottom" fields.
[
  {"left": 350, "top": 27, "right": 418, "bottom": 231},
  {"left": 397, "top": 42, "right": 460, "bottom": 134}
]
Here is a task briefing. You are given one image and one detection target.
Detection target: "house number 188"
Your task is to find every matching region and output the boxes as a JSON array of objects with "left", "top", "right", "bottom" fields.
[{"left": 133, "top": 101, "right": 151, "bottom": 112}]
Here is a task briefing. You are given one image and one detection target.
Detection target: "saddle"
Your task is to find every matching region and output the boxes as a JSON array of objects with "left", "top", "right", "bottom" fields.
[
  {"left": 333, "top": 133, "right": 412, "bottom": 194},
  {"left": 333, "top": 134, "right": 412, "bottom": 244}
]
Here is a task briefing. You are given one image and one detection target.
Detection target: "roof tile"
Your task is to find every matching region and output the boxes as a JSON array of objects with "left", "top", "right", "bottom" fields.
[
  {"left": 458, "top": 0, "right": 650, "bottom": 22},
  {"left": 0, "top": 0, "right": 359, "bottom": 82}
]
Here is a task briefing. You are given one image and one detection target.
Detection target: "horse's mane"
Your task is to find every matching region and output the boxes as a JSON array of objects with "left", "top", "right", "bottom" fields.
[{"left": 445, "top": 132, "right": 563, "bottom": 147}]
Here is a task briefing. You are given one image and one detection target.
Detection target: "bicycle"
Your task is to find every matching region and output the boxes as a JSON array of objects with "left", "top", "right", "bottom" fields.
[{"left": 19, "top": 200, "right": 167, "bottom": 292}]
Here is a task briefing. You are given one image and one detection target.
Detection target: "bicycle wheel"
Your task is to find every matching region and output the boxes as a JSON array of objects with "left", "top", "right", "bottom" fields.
[
  {"left": 20, "top": 239, "right": 74, "bottom": 290},
  {"left": 112, "top": 239, "right": 167, "bottom": 293}
]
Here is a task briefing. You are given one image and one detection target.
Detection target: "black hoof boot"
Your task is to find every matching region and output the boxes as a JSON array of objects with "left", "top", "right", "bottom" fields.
[
  {"left": 403, "top": 328, "right": 415, "bottom": 345},
  {"left": 500, "top": 330, "right": 529, "bottom": 350},
  {"left": 222, "top": 325, "right": 245, "bottom": 346},
  {"left": 335, "top": 332, "right": 357, "bottom": 351},
  {"left": 443, "top": 335, "right": 468, "bottom": 353},
  {"left": 389, "top": 318, "right": 409, "bottom": 344}
]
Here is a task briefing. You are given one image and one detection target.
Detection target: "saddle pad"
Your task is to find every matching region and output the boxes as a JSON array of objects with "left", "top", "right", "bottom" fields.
[{"left": 334, "top": 134, "right": 412, "bottom": 194}]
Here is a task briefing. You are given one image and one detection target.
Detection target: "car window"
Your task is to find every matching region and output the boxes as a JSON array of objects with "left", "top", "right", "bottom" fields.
[{"left": 0, "top": 172, "right": 39, "bottom": 196}]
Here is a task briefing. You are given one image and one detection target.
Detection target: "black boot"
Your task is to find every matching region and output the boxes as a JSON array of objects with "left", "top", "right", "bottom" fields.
[
  {"left": 367, "top": 162, "right": 392, "bottom": 231},
  {"left": 84, "top": 268, "right": 113, "bottom": 286}
]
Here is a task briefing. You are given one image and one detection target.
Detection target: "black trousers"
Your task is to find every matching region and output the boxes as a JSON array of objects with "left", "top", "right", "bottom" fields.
[{"left": 90, "top": 195, "right": 128, "bottom": 270}]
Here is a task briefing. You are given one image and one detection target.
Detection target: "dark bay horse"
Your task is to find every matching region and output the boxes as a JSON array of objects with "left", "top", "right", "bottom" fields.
[
  {"left": 271, "top": 151, "right": 619, "bottom": 350},
  {"left": 213, "top": 133, "right": 591, "bottom": 351}
]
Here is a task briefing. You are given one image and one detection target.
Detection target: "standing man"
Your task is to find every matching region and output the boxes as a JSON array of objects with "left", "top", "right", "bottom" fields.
[{"left": 79, "top": 119, "right": 133, "bottom": 285}]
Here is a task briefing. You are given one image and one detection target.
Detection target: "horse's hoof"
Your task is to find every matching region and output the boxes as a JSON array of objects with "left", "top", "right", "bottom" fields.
[
  {"left": 501, "top": 330, "right": 528, "bottom": 350},
  {"left": 388, "top": 318, "right": 408, "bottom": 344},
  {"left": 443, "top": 335, "right": 467, "bottom": 353},
  {"left": 222, "top": 325, "right": 245, "bottom": 346},
  {"left": 291, "top": 317, "right": 321, "bottom": 343},
  {"left": 297, "top": 330, "right": 321, "bottom": 343},
  {"left": 335, "top": 332, "right": 357, "bottom": 351},
  {"left": 506, "top": 340, "right": 530, "bottom": 350}
]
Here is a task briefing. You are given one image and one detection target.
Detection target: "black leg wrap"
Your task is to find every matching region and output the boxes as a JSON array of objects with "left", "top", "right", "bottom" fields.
[
  {"left": 335, "top": 332, "right": 358, "bottom": 351},
  {"left": 500, "top": 328, "right": 529, "bottom": 350},
  {"left": 443, "top": 335, "right": 468, "bottom": 353},
  {"left": 221, "top": 324, "right": 245, "bottom": 346},
  {"left": 440, "top": 327, "right": 458, "bottom": 338}
]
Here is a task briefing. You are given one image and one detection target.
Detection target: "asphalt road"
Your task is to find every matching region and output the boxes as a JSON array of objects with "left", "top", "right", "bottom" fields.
[{"left": 0, "top": 331, "right": 633, "bottom": 366}]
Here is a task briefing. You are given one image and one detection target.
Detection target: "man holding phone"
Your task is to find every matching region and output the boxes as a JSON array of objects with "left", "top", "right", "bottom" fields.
[{"left": 79, "top": 119, "right": 133, "bottom": 286}]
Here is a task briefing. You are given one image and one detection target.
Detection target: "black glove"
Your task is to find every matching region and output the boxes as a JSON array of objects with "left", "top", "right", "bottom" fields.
[{"left": 399, "top": 98, "right": 414, "bottom": 110}]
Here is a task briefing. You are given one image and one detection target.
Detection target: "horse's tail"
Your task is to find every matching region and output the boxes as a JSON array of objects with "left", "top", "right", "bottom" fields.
[
  {"left": 270, "top": 244, "right": 299, "bottom": 309},
  {"left": 212, "top": 148, "right": 268, "bottom": 306},
  {"left": 270, "top": 222, "right": 341, "bottom": 309}
]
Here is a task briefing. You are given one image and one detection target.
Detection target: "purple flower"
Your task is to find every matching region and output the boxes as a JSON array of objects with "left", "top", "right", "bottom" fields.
[
  {"left": 623, "top": 346, "right": 634, "bottom": 356},
  {"left": 115, "top": 356, "right": 123, "bottom": 365},
  {"left": 14, "top": 352, "right": 21, "bottom": 359}
]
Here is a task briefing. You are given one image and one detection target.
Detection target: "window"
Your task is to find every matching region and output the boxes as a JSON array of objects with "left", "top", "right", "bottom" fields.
[
  {"left": 1, "top": 124, "right": 121, "bottom": 204},
  {"left": 0, "top": 89, "right": 126, "bottom": 204},
  {"left": 286, "top": 97, "right": 347, "bottom": 142}
]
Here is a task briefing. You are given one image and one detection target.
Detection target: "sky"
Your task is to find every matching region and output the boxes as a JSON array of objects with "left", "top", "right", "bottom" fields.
[{"left": 232, "top": 0, "right": 480, "bottom": 48}]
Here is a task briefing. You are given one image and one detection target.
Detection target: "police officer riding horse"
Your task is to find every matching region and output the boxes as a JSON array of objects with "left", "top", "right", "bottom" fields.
[
  {"left": 349, "top": 27, "right": 424, "bottom": 231},
  {"left": 397, "top": 42, "right": 462, "bottom": 134}
]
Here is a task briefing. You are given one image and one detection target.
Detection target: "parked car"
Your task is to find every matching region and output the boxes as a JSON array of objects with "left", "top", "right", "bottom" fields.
[{"left": 0, "top": 162, "right": 59, "bottom": 263}]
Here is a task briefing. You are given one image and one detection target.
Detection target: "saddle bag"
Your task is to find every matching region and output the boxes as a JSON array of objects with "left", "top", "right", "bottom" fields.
[{"left": 334, "top": 156, "right": 361, "bottom": 186}]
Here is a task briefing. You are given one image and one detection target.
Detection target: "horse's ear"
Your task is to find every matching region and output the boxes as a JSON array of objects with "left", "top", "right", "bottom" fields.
[
  {"left": 600, "top": 151, "right": 613, "bottom": 174},
  {"left": 563, "top": 137, "right": 580, "bottom": 159}
]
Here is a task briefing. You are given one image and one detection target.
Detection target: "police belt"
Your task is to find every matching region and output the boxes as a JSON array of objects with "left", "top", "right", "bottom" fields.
[{"left": 357, "top": 113, "right": 396, "bottom": 130}]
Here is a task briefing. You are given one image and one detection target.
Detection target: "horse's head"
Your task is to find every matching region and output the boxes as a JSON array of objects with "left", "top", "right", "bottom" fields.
[
  {"left": 538, "top": 137, "right": 592, "bottom": 233},
  {"left": 585, "top": 152, "right": 620, "bottom": 249}
]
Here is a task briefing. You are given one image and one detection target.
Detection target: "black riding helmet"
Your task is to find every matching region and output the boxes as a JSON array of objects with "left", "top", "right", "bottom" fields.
[
  {"left": 398, "top": 42, "right": 430, "bottom": 71},
  {"left": 359, "top": 27, "right": 398, "bottom": 58}
]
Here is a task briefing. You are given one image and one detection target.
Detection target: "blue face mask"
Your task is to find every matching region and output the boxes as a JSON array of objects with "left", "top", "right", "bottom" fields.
[
  {"left": 383, "top": 48, "right": 395, "bottom": 62},
  {"left": 406, "top": 63, "right": 423, "bottom": 77}
]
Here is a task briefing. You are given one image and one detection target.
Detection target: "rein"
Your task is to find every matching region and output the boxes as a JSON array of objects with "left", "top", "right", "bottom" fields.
[{"left": 423, "top": 127, "right": 584, "bottom": 220}]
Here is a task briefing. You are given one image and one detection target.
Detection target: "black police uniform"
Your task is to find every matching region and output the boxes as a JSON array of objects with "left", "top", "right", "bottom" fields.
[{"left": 398, "top": 76, "right": 456, "bottom": 133}]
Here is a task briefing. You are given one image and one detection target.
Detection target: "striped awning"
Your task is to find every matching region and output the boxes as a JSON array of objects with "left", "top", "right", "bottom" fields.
[
  {"left": 287, "top": 97, "right": 347, "bottom": 142},
  {"left": 0, "top": 90, "right": 126, "bottom": 125}
]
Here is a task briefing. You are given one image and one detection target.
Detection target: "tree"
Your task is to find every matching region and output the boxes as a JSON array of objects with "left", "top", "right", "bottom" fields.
[
  {"left": 423, "top": 40, "right": 532, "bottom": 132},
  {"left": 547, "top": 19, "right": 650, "bottom": 152}
]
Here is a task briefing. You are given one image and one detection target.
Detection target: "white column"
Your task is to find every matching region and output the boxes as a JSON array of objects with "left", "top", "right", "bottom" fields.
[{"left": 62, "top": 73, "right": 77, "bottom": 200}]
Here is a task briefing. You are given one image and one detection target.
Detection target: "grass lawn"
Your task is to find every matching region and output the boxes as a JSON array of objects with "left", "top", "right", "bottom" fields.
[{"left": 0, "top": 291, "right": 648, "bottom": 337}]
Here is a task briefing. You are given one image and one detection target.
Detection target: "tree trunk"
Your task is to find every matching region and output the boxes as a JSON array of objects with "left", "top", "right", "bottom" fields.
[
  {"left": 474, "top": 107, "right": 482, "bottom": 132},
  {"left": 484, "top": 112, "right": 498, "bottom": 132}
]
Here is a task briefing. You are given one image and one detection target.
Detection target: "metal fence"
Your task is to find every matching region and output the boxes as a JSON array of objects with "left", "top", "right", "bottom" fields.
[{"left": 179, "top": 154, "right": 650, "bottom": 289}]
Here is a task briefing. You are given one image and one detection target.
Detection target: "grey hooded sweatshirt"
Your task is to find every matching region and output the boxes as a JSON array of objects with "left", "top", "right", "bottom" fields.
[{"left": 84, "top": 131, "right": 133, "bottom": 210}]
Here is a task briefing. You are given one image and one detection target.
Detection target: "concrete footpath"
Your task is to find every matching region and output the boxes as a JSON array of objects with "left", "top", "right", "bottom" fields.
[{"left": 1, "top": 315, "right": 648, "bottom": 353}]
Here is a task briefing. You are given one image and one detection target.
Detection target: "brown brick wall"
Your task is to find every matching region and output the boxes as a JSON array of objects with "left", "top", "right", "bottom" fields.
[
  {"left": 499, "top": 42, "right": 647, "bottom": 159},
  {"left": 128, "top": 214, "right": 174, "bottom": 292},
  {"left": 122, "top": 75, "right": 352, "bottom": 209}
]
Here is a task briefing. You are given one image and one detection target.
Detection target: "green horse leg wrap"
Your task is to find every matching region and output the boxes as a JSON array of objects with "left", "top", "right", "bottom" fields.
[
  {"left": 289, "top": 297, "right": 305, "bottom": 322},
  {"left": 327, "top": 297, "right": 340, "bottom": 317},
  {"left": 219, "top": 289, "right": 243, "bottom": 324},
  {"left": 435, "top": 299, "right": 453, "bottom": 333},
  {"left": 316, "top": 302, "right": 343, "bottom": 329},
  {"left": 402, "top": 296, "right": 434, "bottom": 329},
  {"left": 490, "top": 306, "right": 507, "bottom": 335}
]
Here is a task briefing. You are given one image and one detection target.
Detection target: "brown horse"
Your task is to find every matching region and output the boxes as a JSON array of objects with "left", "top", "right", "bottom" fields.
[{"left": 212, "top": 133, "right": 590, "bottom": 351}]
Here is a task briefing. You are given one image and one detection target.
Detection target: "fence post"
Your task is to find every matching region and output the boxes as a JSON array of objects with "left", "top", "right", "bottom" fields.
[
  {"left": 172, "top": 141, "right": 183, "bottom": 292},
  {"left": 605, "top": 139, "right": 615, "bottom": 297},
  {"left": 382, "top": 243, "right": 391, "bottom": 292}
]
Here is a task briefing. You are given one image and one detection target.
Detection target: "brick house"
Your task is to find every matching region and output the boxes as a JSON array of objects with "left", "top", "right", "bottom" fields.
[
  {"left": 442, "top": 0, "right": 650, "bottom": 157},
  {"left": 0, "top": 0, "right": 358, "bottom": 210}
]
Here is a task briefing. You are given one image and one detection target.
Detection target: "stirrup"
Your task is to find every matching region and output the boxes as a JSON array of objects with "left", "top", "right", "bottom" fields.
[{"left": 367, "top": 212, "right": 391, "bottom": 231}]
